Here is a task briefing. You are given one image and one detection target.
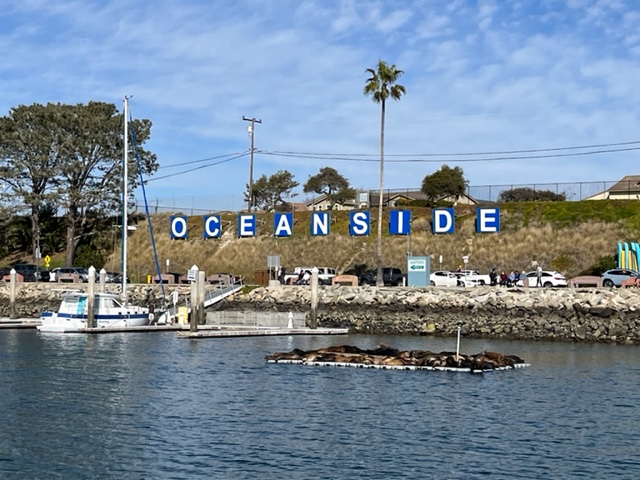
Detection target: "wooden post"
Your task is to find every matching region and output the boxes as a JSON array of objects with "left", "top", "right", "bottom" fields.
[
  {"left": 197, "top": 270, "right": 206, "bottom": 325},
  {"left": 99, "top": 268, "right": 106, "bottom": 292},
  {"left": 9, "top": 269, "right": 16, "bottom": 320},
  {"left": 309, "top": 267, "right": 319, "bottom": 329},
  {"left": 87, "top": 266, "right": 96, "bottom": 328},
  {"left": 189, "top": 265, "right": 199, "bottom": 332}
]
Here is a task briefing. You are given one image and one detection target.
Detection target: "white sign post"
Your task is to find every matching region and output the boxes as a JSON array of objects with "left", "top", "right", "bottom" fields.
[
  {"left": 187, "top": 264, "right": 199, "bottom": 283},
  {"left": 439, "top": 255, "right": 443, "bottom": 271},
  {"left": 462, "top": 255, "right": 469, "bottom": 267}
]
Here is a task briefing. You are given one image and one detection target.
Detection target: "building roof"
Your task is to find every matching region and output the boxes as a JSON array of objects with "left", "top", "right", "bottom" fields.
[{"left": 608, "top": 175, "right": 640, "bottom": 192}]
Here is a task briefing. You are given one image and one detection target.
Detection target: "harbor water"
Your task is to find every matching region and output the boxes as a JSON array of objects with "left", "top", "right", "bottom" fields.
[{"left": 0, "top": 330, "right": 639, "bottom": 479}]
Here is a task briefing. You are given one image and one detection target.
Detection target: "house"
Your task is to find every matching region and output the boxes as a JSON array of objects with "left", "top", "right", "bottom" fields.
[
  {"left": 305, "top": 194, "right": 358, "bottom": 211},
  {"left": 367, "top": 190, "right": 478, "bottom": 207},
  {"left": 585, "top": 175, "right": 640, "bottom": 200}
]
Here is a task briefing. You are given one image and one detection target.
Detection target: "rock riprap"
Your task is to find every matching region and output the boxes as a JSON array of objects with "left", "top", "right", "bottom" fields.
[{"left": 227, "top": 285, "right": 640, "bottom": 344}]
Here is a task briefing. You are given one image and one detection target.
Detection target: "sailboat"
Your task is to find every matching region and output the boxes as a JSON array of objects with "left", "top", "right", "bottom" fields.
[{"left": 38, "top": 97, "right": 152, "bottom": 333}]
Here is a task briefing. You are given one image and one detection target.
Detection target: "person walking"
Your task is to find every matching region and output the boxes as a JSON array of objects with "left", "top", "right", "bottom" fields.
[{"left": 536, "top": 264, "right": 543, "bottom": 287}]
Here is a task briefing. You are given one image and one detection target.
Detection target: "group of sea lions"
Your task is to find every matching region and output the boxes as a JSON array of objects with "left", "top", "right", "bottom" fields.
[{"left": 265, "top": 344, "right": 526, "bottom": 372}]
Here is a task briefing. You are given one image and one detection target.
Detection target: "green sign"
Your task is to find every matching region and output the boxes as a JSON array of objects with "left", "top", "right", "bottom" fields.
[{"left": 408, "top": 259, "right": 426, "bottom": 271}]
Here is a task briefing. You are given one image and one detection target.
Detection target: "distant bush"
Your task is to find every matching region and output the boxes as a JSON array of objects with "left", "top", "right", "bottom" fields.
[{"left": 498, "top": 187, "right": 566, "bottom": 202}]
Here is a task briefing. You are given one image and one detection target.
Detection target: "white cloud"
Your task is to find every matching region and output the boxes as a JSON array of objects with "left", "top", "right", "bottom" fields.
[{"left": 0, "top": 0, "right": 639, "bottom": 207}]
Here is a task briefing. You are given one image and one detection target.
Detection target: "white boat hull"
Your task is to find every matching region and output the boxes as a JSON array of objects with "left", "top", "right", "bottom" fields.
[{"left": 38, "top": 293, "right": 150, "bottom": 333}]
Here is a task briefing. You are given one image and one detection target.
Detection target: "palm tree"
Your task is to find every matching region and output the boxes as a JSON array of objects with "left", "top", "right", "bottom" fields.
[{"left": 364, "top": 60, "right": 406, "bottom": 287}]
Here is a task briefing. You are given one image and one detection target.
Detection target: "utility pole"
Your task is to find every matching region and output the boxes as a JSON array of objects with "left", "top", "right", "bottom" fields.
[{"left": 242, "top": 116, "right": 262, "bottom": 212}]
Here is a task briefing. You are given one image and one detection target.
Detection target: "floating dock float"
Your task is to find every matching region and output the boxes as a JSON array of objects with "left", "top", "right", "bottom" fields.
[
  {"left": 178, "top": 327, "right": 349, "bottom": 338},
  {"left": 265, "top": 345, "right": 530, "bottom": 373},
  {"left": 267, "top": 358, "right": 530, "bottom": 373}
]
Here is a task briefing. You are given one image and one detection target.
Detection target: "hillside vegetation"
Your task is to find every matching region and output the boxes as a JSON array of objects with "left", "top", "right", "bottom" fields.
[{"left": 108, "top": 200, "right": 640, "bottom": 282}]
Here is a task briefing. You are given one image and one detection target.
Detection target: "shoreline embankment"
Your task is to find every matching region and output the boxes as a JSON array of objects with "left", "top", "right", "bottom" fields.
[{"left": 2, "top": 283, "right": 640, "bottom": 344}]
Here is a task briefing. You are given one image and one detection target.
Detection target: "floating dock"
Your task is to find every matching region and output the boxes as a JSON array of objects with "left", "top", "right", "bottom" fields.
[
  {"left": 178, "top": 327, "right": 349, "bottom": 338},
  {"left": 267, "top": 358, "right": 530, "bottom": 373}
]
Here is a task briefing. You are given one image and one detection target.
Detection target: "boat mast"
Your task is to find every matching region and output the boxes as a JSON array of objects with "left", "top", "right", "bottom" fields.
[{"left": 121, "top": 96, "right": 129, "bottom": 305}]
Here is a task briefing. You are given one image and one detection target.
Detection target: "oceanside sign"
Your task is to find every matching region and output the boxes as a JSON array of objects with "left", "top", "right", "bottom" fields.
[{"left": 169, "top": 207, "right": 500, "bottom": 239}]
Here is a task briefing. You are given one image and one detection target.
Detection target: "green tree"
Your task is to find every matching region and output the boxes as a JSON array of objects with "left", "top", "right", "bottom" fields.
[
  {"left": 364, "top": 60, "right": 406, "bottom": 286},
  {"left": 58, "top": 102, "right": 157, "bottom": 265},
  {"left": 0, "top": 102, "right": 158, "bottom": 265},
  {"left": 498, "top": 187, "right": 567, "bottom": 202},
  {"left": 421, "top": 165, "right": 468, "bottom": 203},
  {"left": 251, "top": 170, "right": 299, "bottom": 211},
  {"left": 303, "top": 167, "right": 356, "bottom": 208},
  {"left": 0, "top": 103, "right": 66, "bottom": 262}
]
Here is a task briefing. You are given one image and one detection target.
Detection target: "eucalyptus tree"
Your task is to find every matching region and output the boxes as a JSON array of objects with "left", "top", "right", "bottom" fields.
[{"left": 364, "top": 60, "right": 406, "bottom": 286}]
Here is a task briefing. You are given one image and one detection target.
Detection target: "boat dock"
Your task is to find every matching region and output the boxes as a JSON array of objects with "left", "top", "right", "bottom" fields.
[
  {"left": 178, "top": 326, "right": 349, "bottom": 338},
  {"left": 0, "top": 319, "right": 42, "bottom": 329},
  {"left": 0, "top": 318, "right": 348, "bottom": 337}
]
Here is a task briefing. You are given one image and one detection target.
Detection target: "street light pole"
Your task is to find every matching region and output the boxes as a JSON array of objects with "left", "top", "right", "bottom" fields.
[{"left": 242, "top": 116, "right": 262, "bottom": 212}]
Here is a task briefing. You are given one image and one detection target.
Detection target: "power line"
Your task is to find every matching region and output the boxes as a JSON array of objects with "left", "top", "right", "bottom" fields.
[
  {"left": 147, "top": 152, "right": 249, "bottom": 182},
  {"left": 266, "top": 140, "right": 640, "bottom": 158},
  {"left": 260, "top": 145, "right": 640, "bottom": 163},
  {"left": 158, "top": 152, "right": 247, "bottom": 169}
]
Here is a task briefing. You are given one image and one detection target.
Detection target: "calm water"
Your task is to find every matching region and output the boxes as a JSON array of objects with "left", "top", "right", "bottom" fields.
[{"left": 0, "top": 330, "right": 639, "bottom": 479}]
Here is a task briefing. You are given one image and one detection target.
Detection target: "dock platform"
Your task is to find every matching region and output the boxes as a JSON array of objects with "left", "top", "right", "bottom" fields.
[{"left": 178, "top": 327, "right": 349, "bottom": 338}]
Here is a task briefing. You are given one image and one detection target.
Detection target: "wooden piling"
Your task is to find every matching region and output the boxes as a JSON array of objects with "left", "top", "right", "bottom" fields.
[
  {"left": 9, "top": 270, "right": 16, "bottom": 320},
  {"left": 196, "top": 270, "right": 206, "bottom": 325},
  {"left": 87, "top": 266, "right": 96, "bottom": 328},
  {"left": 309, "top": 267, "right": 318, "bottom": 329}
]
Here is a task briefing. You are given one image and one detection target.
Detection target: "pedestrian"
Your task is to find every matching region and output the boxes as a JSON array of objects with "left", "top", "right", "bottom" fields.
[
  {"left": 536, "top": 264, "right": 543, "bottom": 287},
  {"left": 489, "top": 268, "right": 497, "bottom": 286},
  {"left": 278, "top": 266, "right": 286, "bottom": 284}
]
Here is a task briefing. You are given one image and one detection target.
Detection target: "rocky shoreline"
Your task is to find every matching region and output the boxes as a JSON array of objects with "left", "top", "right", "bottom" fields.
[
  {"left": 2, "top": 283, "right": 640, "bottom": 344},
  {"left": 225, "top": 285, "right": 640, "bottom": 344}
]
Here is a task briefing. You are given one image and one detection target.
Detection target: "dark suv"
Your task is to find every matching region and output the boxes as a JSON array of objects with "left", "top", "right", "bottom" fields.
[
  {"left": 12, "top": 264, "right": 50, "bottom": 282},
  {"left": 359, "top": 267, "right": 406, "bottom": 286}
]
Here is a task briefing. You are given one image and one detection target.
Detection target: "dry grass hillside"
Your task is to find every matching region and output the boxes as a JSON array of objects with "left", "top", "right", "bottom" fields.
[{"left": 111, "top": 201, "right": 640, "bottom": 282}]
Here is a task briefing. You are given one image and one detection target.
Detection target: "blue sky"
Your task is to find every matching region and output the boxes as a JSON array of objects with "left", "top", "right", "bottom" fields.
[{"left": 2, "top": 0, "right": 640, "bottom": 210}]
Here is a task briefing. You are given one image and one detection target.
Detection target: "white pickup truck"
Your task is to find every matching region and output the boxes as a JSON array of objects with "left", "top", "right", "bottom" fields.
[
  {"left": 284, "top": 267, "right": 337, "bottom": 285},
  {"left": 456, "top": 269, "right": 492, "bottom": 286}
]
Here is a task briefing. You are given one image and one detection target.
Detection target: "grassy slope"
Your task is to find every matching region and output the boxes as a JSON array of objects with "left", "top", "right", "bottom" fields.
[{"left": 110, "top": 201, "right": 640, "bottom": 282}]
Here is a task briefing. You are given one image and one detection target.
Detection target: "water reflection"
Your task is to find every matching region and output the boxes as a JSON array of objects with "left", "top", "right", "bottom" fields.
[{"left": 0, "top": 331, "right": 639, "bottom": 479}]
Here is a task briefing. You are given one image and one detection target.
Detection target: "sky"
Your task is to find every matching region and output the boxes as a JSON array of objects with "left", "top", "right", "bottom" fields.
[{"left": 1, "top": 0, "right": 640, "bottom": 211}]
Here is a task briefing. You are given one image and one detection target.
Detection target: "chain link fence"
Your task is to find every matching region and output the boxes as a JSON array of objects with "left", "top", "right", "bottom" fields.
[{"left": 134, "top": 180, "right": 634, "bottom": 214}]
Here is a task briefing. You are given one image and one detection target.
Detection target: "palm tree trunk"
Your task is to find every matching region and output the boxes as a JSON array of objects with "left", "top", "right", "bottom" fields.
[{"left": 376, "top": 99, "right": 386, "bottom": 287}]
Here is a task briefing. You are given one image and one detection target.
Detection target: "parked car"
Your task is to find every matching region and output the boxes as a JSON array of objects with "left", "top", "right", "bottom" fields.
[
  {"left": 600, "top": 269, "right": 639, "bottom": 288},
  {"left": 455, "top": 269, "right": 492, "bottom": 286},
  {"left": 516, "top": 270, "right": 568, "bottom": 288},
  {"left": 359, "top": 267, "right": 406, "bottom": 286},
  {"left": 430, "top": 270, "right": 459, "bottom": 287},
  {"left": 104, "top": 271, "right": 130, "bottom": 283},
  {"left": 56, "top": 266, "right": 90, "bottom": 282},
  {"left": 284, "top": 267, "right": 336, "bottom": 285},
  {"left": 11, "top": 263, "right": 50, "bottom": 282}
]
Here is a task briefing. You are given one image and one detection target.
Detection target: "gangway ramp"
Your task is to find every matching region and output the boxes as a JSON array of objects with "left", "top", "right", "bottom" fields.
[
  {"left": 203, "top": 281, "right": 244, "bottom": 308},
  {"left": 168, "top": 281, "right": 243, "bottom": 323}
]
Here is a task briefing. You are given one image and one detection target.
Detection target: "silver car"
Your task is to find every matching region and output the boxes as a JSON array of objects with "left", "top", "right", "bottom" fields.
[{"left": 601, "top": 269, "right": 639, "bottom": 288}]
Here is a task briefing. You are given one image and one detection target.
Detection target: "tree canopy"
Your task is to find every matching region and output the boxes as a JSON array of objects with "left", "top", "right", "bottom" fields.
[
  {"left": 498, "top": 187, "right": 567, "bottom": 202},
  {"left": 0, "top": 101, "right": 158, "bottom": 265},
  {"left": 421, "top": 165, "right": 468, "bottom": 202},
  {"left": 251, "top": 170, "right": 299, "bottom": 211},
  {"left": 303, "top": 167, "right": 356, "bottom": 208}
]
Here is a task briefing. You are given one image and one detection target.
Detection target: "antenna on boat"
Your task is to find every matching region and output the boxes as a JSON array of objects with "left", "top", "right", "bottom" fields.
[{"left": 121, "top": 96, "right": 130, "bottom": 305}]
